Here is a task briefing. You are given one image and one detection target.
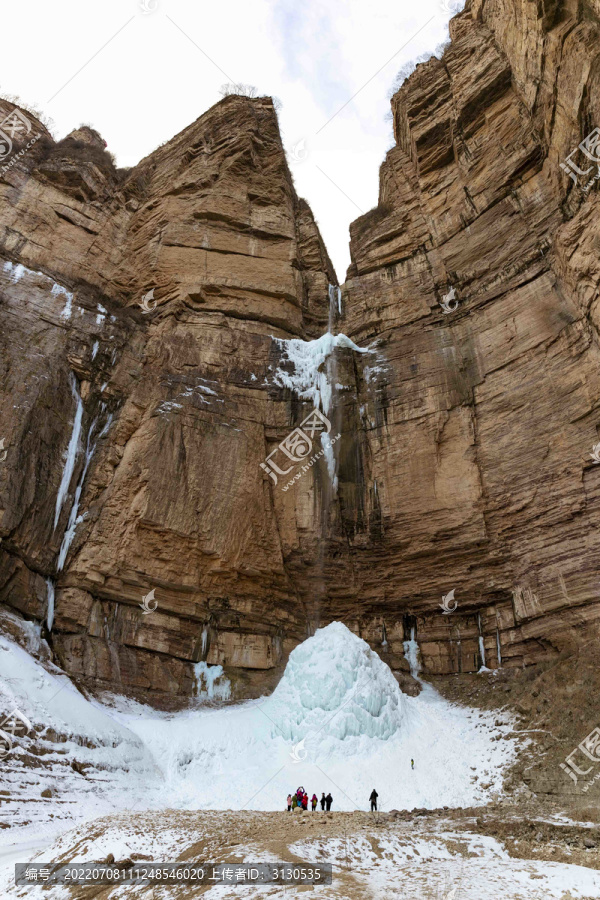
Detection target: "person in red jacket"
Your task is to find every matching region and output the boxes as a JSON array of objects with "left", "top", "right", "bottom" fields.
[
  {"left": 311, "top": 793, "right": 318, "bottom": 811},
  {"left": 302, "top": 792, "right": 308, "bottom": 810}
]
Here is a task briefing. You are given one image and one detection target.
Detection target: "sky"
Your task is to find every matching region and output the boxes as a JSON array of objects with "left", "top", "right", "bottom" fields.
[{"left": 1, "top": 0, "right": 462, "bottom": 279}]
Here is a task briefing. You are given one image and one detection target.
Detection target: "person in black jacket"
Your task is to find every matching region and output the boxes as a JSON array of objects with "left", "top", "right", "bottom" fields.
[
  {"left": 320, "top": 792, "right": 326, "bottom": 810},
  {"left": 369, "top": 789, "right": 378, "bottom": 811},
  {"left": 325, "top": 792, "right": 333, "bottom": 811}
]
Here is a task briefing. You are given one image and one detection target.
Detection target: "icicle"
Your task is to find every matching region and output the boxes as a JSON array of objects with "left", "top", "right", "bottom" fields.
[
  {"left": 496, "top": 627, "right": 502, "bottom": 667},
  {"left": 91, "top": 341, "right": 99, "bottom": 360},
  {"left": 403, "top": 625, "right": 421, "bottom": 678},
  {"left": 381, "top": 622, "right": 388, "bottom": 649},
  {"left": 53, "top": 373, "right": 84, "bottom": 529},
  {"left": 320, "top": 432, "right": 338, "bottom": 492},
  {"left": 478, "top": 613, "right": 487, "bottom": 669},
  {"left": 46, "top": 578, "right": 55, "bottom": 632},
  {"left": 57, "top": 414, "right": 113, "bottom": 570},
  {"left": 201, "top": 625, "right": 209, "bottom": 659},
  {"left": 4, "top": 261, "right": 26, "bottom": 282}
]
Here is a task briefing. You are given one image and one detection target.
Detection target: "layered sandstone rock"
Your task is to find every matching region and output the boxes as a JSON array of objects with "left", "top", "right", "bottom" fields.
[
  {"left": 2, "top": 0, "right": 600, "bottom": 700},
  {"left": 0, "top": 96, "right": 339, "bottom": 704},
  {"left": 340, "top": 0, "right": 600, "bottom": 674}
]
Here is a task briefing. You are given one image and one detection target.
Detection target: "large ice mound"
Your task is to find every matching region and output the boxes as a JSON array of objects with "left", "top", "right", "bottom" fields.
[{"left": 262, "top": 621, "right": 407, "bottom": 741}]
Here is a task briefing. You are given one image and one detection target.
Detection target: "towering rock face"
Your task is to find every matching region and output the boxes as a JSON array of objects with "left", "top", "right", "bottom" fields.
[
  {"left": 0, "top": 96, "right": 339, "bottom": 703},
  {"left": 342, "top": 0, "right": 600, "bottom": 673},
  {"left": 3, "top": 0, "right": 600, "bottom": 701}
]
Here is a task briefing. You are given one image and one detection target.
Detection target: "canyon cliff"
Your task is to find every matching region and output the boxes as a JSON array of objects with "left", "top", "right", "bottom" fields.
[{"left": 1, "top": 0, "right": 600, "bottom": 704}]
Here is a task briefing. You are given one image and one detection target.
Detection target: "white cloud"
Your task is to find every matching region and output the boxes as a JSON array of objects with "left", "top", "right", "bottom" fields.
[{"left": 2, "top": 0, "right": 458, "bottom": 278}]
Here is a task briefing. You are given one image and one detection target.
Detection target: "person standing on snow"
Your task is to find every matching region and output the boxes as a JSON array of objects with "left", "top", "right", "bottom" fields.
[
  {"left": 369, "top": 789, "right": 378, "bottom": 811},
  {"left": 311, "top": 793, "right": 318, "bottom": 811},
  {"left": 325, "top": 793, "right": 333, "bottom": 811},
  {"left": 320, "top": 792, "right": 326, "bottom": 810},
  {"left": 411, "top": 759, "right": 414, "bottom": 770}
]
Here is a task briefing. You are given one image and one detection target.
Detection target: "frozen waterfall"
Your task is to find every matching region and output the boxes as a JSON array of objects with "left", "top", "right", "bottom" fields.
[{"left": 53, "top": 373, "right": 84, "bottom": 530}]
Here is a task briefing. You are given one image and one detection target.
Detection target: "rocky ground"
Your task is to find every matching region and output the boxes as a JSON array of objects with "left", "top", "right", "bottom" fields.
[
  {"left": 2, "top": 806, "right": 600, "bottom": 899},
  {"left": 431, "top": 639, "right": 600, "bottom": 803}
]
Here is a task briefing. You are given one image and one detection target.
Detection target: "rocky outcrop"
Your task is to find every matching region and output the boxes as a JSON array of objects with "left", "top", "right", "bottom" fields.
[
  {"left": 3, "top": 0, "right": 600, "bottom": 700},
  {"left": 0, "top": 96, "right": 338, "bottom": 704},
  {"left": 340, "top": 0, "right": 600, "bottom": 673}
]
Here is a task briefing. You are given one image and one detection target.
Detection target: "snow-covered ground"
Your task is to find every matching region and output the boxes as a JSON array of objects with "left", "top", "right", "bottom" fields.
[
  {"left": 102, "top": 622, "right": 516, "bottom": 814},
  {"left": 291, "top": 830, "right": 600, "bottom": 899},
  {"left": 2, "top": 810, "right": 599, "bottom": 899},
  {"left": 1, "top": 622, "right": 517, "bottom": 826},
  {"left": 1, "top": 621, "right": 598, "bottom": 897},
  {"left": 0, "top": 619, "right": 517, "bottom": 880}
]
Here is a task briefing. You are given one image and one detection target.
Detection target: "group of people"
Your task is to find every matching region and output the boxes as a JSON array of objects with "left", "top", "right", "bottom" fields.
[
  {"left": 286, "top": 787, "right": 333, "bottom": 812},
  {"left": 286, "top": 787, "right": 382, "bottom": 812}
]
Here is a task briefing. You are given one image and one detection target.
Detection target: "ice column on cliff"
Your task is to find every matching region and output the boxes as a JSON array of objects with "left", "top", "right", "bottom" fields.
[
  {"left": 201, "top": 625, "right": 209, "bottom": 659},
  {"left": 328, "top": 283, "right": 342, "bottom": 331},
  {"left": 57, "top": 412, "right": 113, "bottom": 571},
  {"left": 46, "top": 579, "right": 55, "bottom": 632},
  {"left": 478, "top": 613, "right": 487, "bottom": 669},
  {"left": 272, "top": 286, "right": 368, "bottom": 493},
  {"left": 403, "top": 626, "right": 421, "bottom": 679},
  {"left": 53, "top": 373, "right": 84, "bottom": 529}
]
